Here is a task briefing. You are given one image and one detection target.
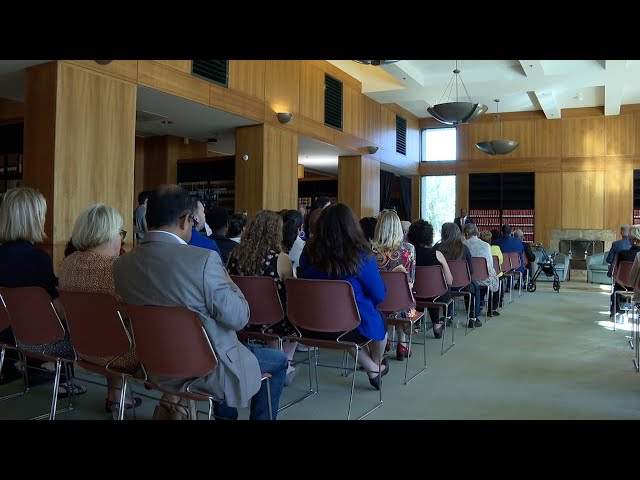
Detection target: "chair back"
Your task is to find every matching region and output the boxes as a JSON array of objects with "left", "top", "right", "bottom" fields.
[
  {"left": 378, "top": 271, "right": 413, "bottom": 313},
  {"left": 126, "top": 304, "right": 217, "bottom": 379},
  {"left": 470, "top": 257, "right": 489, "bottom": 282},
  {"left": 413, "top": 265, "right": 448, "bottom": 298},
  {"left": 285, "top": 278, "right": 360, "bottom": 333},
  {"left": 0, "top": 302, "right": 9, "bottom": 332},
  {"left": 615, "top": 260, "right": 634, "bottom": 289},
  {"left": 447, "top": 259, "right": 471, "bottom": 288},
  {"left": 492, "top": 255, "right": 501, "bottom": 276},
  {"left": 230, "top": 275, "right": 285, "bottom": 327},
  {"left": 501, "top": 255, "right": 511, "bottom": 273},
  {"left": 59, "top": 290, "right": 132, "bottom": 359},
  {"left": 0, "top": 286, "right": 66, "bottom": 345},
  {"left": 508, "top": 252, "right": 522, "bottom": 270}
]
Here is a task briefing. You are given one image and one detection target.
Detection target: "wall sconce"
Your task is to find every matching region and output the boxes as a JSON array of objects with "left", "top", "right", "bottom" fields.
[
  {"left": 276, "top": 112, "right": 293, "bottom": 124},
  {"left": 367, "top": 146, "right": 379, "bottom": 154}
]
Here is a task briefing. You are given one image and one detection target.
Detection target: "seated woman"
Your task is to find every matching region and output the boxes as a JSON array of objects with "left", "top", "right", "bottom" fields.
[
  {"left": 611, "top": 225, "right": 640, "bottom": 317},
  {"left": 298, "top": 203, "right": 389, "bottom": 390},
  {"left": 0, "top": 187, "right": 86, "bottom": 397},
  {"left": 281, "top": 209, "right": 305, "bottom": 270},
  {"left": 371, "top": 209, "right": 416, "bottom": 360},
  {"left": 227, "top": 210, "right": 298, "bottom": 384},
  {"left": 58, "top": 203, "right": 141, "bottom": 413},
  {"left": 435, "top": 222, "right": 482, "bottom": 328},
  {"left": 407, "top": 219, "right": 453, "bottom": 338},
  {"left": 479, "top": 230, "right": 504, "bottom": 313},
  {"left": 463, "top": 223, "right": 500, "bottom": 317}
]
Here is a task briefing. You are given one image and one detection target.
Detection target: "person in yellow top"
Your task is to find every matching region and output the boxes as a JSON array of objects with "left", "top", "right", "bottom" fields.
[{"left": 479, "top": 230, "right": 503, "bottom": 314}]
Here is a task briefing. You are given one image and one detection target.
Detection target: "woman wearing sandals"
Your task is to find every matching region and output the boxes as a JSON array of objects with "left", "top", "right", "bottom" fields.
[
  {"left": 298, "top": 203, "right": 389, "bottom": 389},
  {"left": 59, "top": 203, "right": 142, "bottom": 415},
  {"left": 0, "top": 187, "right": 87, "bottom": 398},
  {"left": 371, "top": 210, "right": 416, "bottom": 361}
]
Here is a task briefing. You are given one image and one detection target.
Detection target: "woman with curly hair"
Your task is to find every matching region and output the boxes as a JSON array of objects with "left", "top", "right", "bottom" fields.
[
  {"left": 226, "top": 210, "right": 298, "bottom": 383},
  {"left": 298, "top": 203, "right": 389, "bottom": 390},
  {"left": 371, "top": 209, "right": 416, "bottom": 360}
]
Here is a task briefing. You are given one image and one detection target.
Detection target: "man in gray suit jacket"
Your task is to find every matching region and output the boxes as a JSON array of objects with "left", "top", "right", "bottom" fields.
[{"left": 114, "top": 185, "right": 287, "bottom": 420}]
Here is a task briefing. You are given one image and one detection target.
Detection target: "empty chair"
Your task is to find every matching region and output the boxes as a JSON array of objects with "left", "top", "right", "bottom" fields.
[
  {"left": 59, "top": 290, "right": 143, "bottom": 420},
  {"left": 0, "top": 286, "right": 77, "bottom": 420},
  {"left": 283, "top": 278, "right": 383, "bottom": 420},
  {"left": 377, "top": 270, "right": 426, "bottom": 384},
  {"left": 413, "top": 265, "right": 454, "bottom": 355},
  {"left": 127, "top": 303, "right": 273, "bottom": 420}
]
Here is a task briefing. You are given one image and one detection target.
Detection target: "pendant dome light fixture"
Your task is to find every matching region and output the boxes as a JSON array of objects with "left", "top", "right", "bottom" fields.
[
  {"left": 475, "top": 99, "right": 519, "bottom": 155},
  {"left": 353, "top": 60, "right": 400, "bottom": 66},
  {"left": 427, "top": 60, "right": 488, "bottom": 125}
]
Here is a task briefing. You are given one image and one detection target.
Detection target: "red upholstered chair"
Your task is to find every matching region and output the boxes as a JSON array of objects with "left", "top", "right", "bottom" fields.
[
  {"left": 0, "top": 301, "right": 28, "bottom": 402},
  {"left": 230, "top": 275, "right": 286, "bottom": 349},
  {"left": 377, "top": 270, "right": 426, "bottom": 384},
  {"left": 447, "top": 259, "right": 476, "bottom": 335},
  {"left": 0, "top": 286, "right": 76, "bottom": 420},
  {"left": 283, "top": 278, "right": 383, "bottom": 420},
  {"left": 470, "top": 257, "right": 491, "bottom": 322},
  {"left": 613, "top": 260, "right": 635, "bottom": 333},
  {"left": 413, "top": 265, "right": 454, "bottom": 355},
  {"left": 58, "top": 290, "right": 144, "bottom": 420},
  {"left": 507, "top": 252, "right": 523, "bottom": 299},
  {"left": 127, "top": 303, "right": 272, "bottom": 420}
]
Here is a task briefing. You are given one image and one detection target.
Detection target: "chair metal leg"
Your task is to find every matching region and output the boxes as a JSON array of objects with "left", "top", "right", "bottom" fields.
[
  {"left": 403, "top": 317, "right": 428, "bottom": 385},
  {"left": 48, "top": 359, "right": 61, "bottom": 420},
  {"left": 441, "top": 304, "right": 454, "bottom": 355},
  {"left": 117, "top": 377, "right": 128, "bottom": 420},
  {"left": 266, "top": 376, "right": 273, "bottom": 420}
]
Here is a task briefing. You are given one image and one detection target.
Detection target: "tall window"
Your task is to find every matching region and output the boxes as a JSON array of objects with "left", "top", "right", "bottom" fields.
[
  {"left": 421, "top": 175, "right": 456, "bottom": 245},
  {"left": 421, "top": 127, "right": 457, "bottom": 161}
]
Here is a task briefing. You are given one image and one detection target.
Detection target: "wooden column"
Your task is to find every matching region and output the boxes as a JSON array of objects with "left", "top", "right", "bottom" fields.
[
  {"left": 24, "top": 61, "right": 137, "bottom": 272},
  {"left": 235, "top": 123, "right": 299, "bottom": 219},
  {"left": 143, "top": 135, "right": 208, "bottom": 190},
  {"left": 338, "top": 154, "right": 380, "bottom": 219}
]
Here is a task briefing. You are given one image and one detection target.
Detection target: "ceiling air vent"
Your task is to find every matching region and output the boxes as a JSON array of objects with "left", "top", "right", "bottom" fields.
[
  {"left": 324, "top": 73, "right": 343, "bottom": 131},
  {"left": 396, "top": 114, "right": 407, "bottom": 155},
  {"left": 192, "top": 60, "right": 229, "bottom": 87}
]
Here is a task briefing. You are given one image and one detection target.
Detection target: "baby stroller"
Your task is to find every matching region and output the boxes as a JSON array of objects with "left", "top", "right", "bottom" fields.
[{"left": 527, "top": 244, "right": 561, "bottom": 293}]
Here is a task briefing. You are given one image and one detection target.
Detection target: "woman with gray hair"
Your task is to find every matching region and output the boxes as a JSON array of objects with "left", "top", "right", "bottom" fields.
[
  {"left": 463, "top": 223, "right": 500, "bottom": 317},
  {"left": 59, "top": 203, "right": 141, "bottom": 413}
]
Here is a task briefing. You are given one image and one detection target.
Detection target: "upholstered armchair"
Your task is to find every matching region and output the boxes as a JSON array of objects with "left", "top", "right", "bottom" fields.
[{"left": 586, "top": 251, "right": 611, "bottom": 284}]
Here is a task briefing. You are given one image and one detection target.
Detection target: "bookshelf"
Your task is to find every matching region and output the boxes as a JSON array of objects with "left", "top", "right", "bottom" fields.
[
  {"left": 298, "top": 176, "right": 337, "bottom": 210},
  {"left": 0, "top": 122, "right": 24, "bottom": 194},
  {"left": 177, "top": 156, "right": 235, "bottom": 215},
  {"left": 469, "top": 172, "right": 535, "bottom": 243},
  {"left": 634, "top": 209, "right": 640, "bottom": 225}
]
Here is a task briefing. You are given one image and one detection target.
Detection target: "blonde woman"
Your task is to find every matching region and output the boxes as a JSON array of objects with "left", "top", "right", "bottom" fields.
[
  {"left": 59, "top": 203, "right": 141, "bottom": 414},
  {"left": 372, "top": 210, "right": 416, "bottom": 361},
  {"left": 0, "top": 187, "right": 86, "bottom": 397}
]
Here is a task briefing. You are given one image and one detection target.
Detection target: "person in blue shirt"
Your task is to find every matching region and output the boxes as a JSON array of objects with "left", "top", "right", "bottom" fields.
[
  {"left": 187, "top": 198, "right": 221, "bottom": 258},
  {"left": 607, "top": 225, "right": 632, "bottom": 278},
  {"left": 492, "top": 224, "right": 525, "bottom": 275},
  {"left": 298, "top": 203, "right": 389, "bottom": 390}
]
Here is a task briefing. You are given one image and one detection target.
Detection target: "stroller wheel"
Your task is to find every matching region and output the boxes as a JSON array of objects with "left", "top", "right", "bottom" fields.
[
  {"left": 553, "top": 279, "right": 560, "bottom": 292},
  {"left": 527, "top": 282, "right": 537, "bottom": 292}
]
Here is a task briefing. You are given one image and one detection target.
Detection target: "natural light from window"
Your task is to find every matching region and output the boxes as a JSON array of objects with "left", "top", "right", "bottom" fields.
[
  {"left": 421, "top": 175, "right": 456, "bottom": 245},
  {"left": 422, "top": 127, "right": 457, "bottom": 161}
]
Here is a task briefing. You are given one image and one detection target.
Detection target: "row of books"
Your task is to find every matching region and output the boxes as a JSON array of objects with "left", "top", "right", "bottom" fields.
[
  {"left": 0, "top": 154, "right": 23, "bottom": 176},
  {"left": 502, "top": 209, "right": 534, "bottom": 216}
]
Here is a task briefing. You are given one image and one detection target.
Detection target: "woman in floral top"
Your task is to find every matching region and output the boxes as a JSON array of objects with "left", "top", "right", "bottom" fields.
[
  {"left": 371, "top": 210, "right": 416, "bottom": 361},
  {"left": 226, "top": 209, "right": 298, "bottom": 383}
]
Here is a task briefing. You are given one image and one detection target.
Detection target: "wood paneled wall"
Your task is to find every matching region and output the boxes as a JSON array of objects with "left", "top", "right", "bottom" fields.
[
  {"left": 0, "top": 98, "right": 24, "bottom": 121},
  {"left": 235, "top": 125, "right": 263, "bottom": 219},
  {"left": 142, "top": 135, "right": 207, "bottom": 189},
  {"left": 338, "top": 155, "right": 380, "bottom": 219},
  {"left": 420, "top": 108, "right": 640, "bottom": 247},
  {"left": 25, "top": 61, "right": 137, "bottom": 271}
]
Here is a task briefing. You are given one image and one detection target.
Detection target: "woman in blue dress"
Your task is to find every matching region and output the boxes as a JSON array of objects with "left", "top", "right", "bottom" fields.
[{"left": 298, "top": 203, "right": 389, "bottom": 389}]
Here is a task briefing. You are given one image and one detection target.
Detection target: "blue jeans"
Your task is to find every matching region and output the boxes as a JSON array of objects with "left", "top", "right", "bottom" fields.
[{"left": 214, "top": 344, "right": 287, "bottom": 420}]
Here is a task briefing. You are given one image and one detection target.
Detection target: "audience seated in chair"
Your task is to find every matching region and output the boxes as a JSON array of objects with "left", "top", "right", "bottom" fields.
[
  {"left": 298, "top": 203, "right": 389, "bottom": 389},
  {"left": 113, "top": 184, "right": 287, "bottom": 420},
  {"left": 609, "top": 225, "right": 640, "bottom": 318},
  {"left": 59, "top": 203, "right": 141, "bottom": 413}
]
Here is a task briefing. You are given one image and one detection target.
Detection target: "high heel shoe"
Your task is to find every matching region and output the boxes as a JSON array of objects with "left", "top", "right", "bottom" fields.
[
  {"left": 368, "top": 363, "right": 390, "bottom": 390},
  {"left": 396, "top": 343, "right": 412, "bottom": 361},
  {"left": 105, "top": 397, "right": 142, "bottom": 413}
]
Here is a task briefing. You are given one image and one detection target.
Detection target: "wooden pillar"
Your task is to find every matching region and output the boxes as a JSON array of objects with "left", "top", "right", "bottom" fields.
[
  {"left": 24, "top": 61, "right": 137, "bottom": 272},
  {"left": 235, "top": 123, "right": 299, "bottom": 219},
  {"left": 456, "top": 172, "right": 469, "bottom": 213},
  {"left": 338, "top": 154, "right": 380, "bottom": 219},
  {"left": 143, "top": 135, "right": 208, "bottom": 190}
]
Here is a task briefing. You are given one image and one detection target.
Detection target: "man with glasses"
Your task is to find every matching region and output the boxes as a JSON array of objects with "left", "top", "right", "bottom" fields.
[
  {"left": 187, "top": 198, "right": 222, "bottom": 259},
  {"left": 113, "top": 184, "right": 287, "bottom": 420}
]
